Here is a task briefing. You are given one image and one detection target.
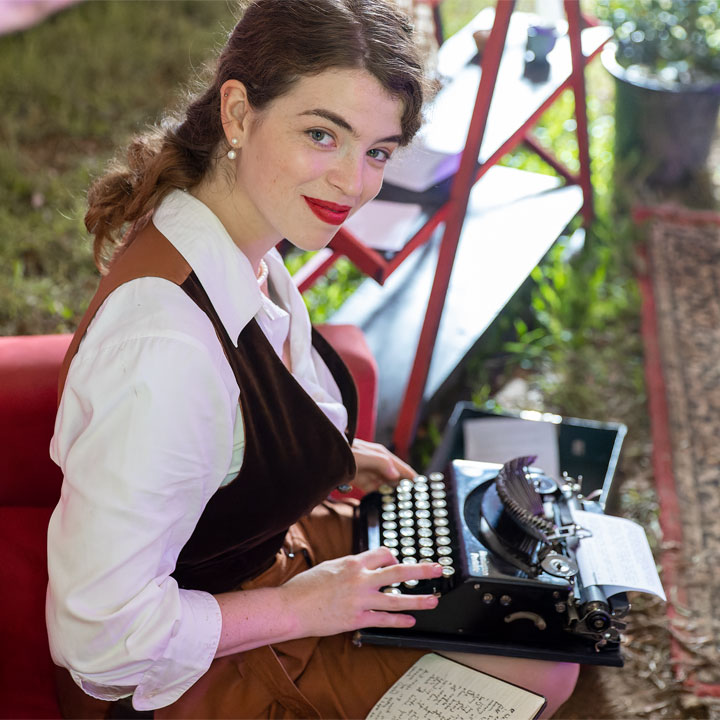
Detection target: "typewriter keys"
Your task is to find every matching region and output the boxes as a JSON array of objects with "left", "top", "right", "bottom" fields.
[{"left": 363, "top": 471, "right": 458, "bottom": 596}]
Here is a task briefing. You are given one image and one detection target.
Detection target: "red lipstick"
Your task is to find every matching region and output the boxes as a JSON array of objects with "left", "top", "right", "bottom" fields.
[{"left": 303, "top": 196, "right": 351, "bottom": 225}]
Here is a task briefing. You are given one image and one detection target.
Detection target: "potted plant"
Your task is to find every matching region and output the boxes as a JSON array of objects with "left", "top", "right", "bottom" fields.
[{"left": 596, "top": 0, "right": 720, "bottom": 186}]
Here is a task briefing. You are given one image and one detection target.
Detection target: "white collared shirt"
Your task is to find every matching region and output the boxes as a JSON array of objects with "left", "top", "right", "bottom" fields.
[{"left": 46, "top": 190, "right": 348, "bottom": 710}]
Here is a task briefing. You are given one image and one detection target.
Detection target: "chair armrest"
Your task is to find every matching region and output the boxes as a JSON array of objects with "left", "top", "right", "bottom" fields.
[
  {"left": 314, "top": 324, "right": 378, "bottom": 442},
  {"left": 0, "top": 334, "right": 70, "bottom": 507}
]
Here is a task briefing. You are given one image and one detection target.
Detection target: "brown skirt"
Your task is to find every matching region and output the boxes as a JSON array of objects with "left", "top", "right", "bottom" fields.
[{"left": 155, "top": 500, "right": 426, "bottom": 719}]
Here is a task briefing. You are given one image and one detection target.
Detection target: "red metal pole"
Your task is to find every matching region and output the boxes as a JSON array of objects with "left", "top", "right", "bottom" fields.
[
  {"left": 522, "top": 135, "right": 579, "bottom": 185},
  {"left": 564, "top": 0, "right": 594, "bottom": 224},
  {"left": 392, "top": 0, "right": 516, "bottom": 460},
  {"left": 294, "top": 248, "right": 338, "bottom": 293},
  {"left": 328, "top": 227, "right": 389, "bottom": 283}
]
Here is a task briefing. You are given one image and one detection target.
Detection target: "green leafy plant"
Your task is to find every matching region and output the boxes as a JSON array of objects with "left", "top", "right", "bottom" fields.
[{"left": 596, "top": 0, "right": 720, "bottom": 85}]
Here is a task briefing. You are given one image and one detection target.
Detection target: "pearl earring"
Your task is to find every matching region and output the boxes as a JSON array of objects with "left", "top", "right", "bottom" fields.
[{"left": 227, "top": 137, "right": 238, "bottom": 161}]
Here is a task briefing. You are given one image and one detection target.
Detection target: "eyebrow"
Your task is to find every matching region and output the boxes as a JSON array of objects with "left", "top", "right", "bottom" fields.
[{"left": 299, "top": 108, "right": 402, "bottom": 145}]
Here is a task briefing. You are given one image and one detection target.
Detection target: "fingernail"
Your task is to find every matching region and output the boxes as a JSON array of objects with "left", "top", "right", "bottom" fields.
[
  {"left": 433, "top": 564, "right": 443, "bottom": 575},
  {"left": 427, "top": 596, "right": 439, "bottom": 608}
]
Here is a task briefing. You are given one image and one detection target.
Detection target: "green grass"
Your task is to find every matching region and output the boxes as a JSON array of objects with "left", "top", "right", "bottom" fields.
[{"left": 0, "top": 0, "right": 238, "bottom": 334}]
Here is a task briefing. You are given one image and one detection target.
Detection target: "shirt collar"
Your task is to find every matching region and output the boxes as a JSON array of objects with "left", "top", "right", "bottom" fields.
[{"left": 152, "top": 189, "right": 262, "bottom": 345}]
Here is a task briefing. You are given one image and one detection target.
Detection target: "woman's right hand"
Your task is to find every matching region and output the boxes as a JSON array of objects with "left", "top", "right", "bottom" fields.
[{"left": 278, "top": 547, "right": 442, "bottom": 639}]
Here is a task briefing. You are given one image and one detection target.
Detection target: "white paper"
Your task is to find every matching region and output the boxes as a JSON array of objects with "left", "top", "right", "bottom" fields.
[
  {"left": 462, "top": 417, "right": 560, "bottom": 480},
  {"left": 343, "top": 200, "right": 424, "bottom": 252},
  {"left": 383, "top": 143, "right": 460, "bottom": 192},
  {"left": 367, "top": 653, "right": 545, "bottom": 720},
  {"left": 570, "top": 508, "right": 666, "bottom": 601}
]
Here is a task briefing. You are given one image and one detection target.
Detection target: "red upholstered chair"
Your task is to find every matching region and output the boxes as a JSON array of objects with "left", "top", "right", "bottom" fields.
[{"left": 0, "top": 327, "right": 377, "bottom": 719}]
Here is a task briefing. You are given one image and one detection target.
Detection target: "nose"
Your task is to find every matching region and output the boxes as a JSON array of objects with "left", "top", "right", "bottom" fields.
[{"left": 327, "top": 150, "right": 365, "bottom": 199}]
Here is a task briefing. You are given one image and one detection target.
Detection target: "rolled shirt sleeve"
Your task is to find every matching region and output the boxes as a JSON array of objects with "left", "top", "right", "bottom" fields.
[{"left": 46, "top": 283, "right": 237, "bottom": 709}]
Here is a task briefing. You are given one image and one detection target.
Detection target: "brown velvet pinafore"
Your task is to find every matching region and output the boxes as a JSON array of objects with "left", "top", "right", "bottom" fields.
[{"left": 57, "top": 223, "right": 425, "bottom": 719}]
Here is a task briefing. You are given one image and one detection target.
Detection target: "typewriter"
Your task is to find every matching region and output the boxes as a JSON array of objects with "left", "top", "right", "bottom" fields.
[{"left": 353, "top": 457, "right": 629, "bottom": 666}]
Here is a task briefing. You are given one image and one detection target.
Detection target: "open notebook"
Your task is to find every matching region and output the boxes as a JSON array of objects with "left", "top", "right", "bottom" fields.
[{"left": 367, "top": 653, "right": 546, "bottom": 720}]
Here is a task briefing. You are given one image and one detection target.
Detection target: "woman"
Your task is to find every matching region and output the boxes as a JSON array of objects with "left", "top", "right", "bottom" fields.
[{"left": 46, "top": 0, "right": 579, "bottom": 717}]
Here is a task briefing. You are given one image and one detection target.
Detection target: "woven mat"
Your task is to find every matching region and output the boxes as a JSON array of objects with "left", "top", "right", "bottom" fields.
[{"left": 647, "top": 220, "right": 720, "bottom": 691}]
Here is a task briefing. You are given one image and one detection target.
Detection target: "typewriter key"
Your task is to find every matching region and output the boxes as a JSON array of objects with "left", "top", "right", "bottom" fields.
[
  {"left": 430, "top": 482, "right": 445, "bottom": 491},
  {"left": 396, "top": 491, "right": 411, "bottom": 502},
  {"left": 417, "top": 536, "right": 432, "bottom": 546},
  {"left": 381, "top": 511, "right": 396, "bottom": 521},
  {"left": 416, "top": 509, "right": 431, "bottom": 519},
  {"left": 437, "top": 546, "right": 452, "bottom": 556},
  {"left": 398, "top": 501, "right": 414, "bottom": 511},
  {"left": 398, "top": 510, "right": 413, "bottom": 519},
  {"left": 416, "top": 475, "right": 428, "bottom": 483},
  {"left": 431, "top": 499, "right": 447, "bottom": 509},
  {"left": 382, "top": 587, "right": 401, "bottom": 595},
  {"left": 414, "top": 481, "right": 428, "bottom": 492},
  {"left": 417, "top": 527, "right": 432, "bottom": 538},
  {"left": 419, "top": 557, "right": 433, "bottom": 563},
  {"left": 379, "top": 484, "right": 394, "bottom": 495},
  {"left": 415, "top": 500, "right": 431, "bottom": 510},
  {"left": 387, "top": 547, "right": 398, "bottom": 557},
  {"left": 403, "top": 579, "right": 419, "bottom": 588},
  {"left": 417, "top": 518, "right": 432, "bottom": 529},
  {"left": 431, "top": 489, "right": 446, "bottom": 499},
  {"left": 436, "top": 536, "right": 451, "bottom": 546},
  {"left": 383, "top": 529, "right": 398, "bottom": 539},
  {"left": 433, "top": 508, "right": 448, "bottom": 518},
  {"left": 401, "top": 546, "right": 417, "bottom": 556},
  {"left": 382, "top": 520, "right": 397, "bottom": 531},
  {"left": 419, "top": 547, "right": 434, "bottom": 557},
  {"left": 414, "top": 491, "right": 429, "bottom": 502},
  {"left": 399, "top": 526, "right": 414, "bottom": 537},
  {"left": 434, "top": 518, "right": 449, "bottom": 527},
  {"left": 438, "top": 556, "right": 453, "bottom": 565},
  {"left": 399, "top": 479, "right": 413, "bottom": 490},
  {"left": 381, "top": 503, "right": 396, "bottom": 512},
  {"left": 401, "top": 556, "right": 418, "bottom": 564},
  {"left": 429, "top": 472, "right": 444, "bottom": 482},
  {"left": 400, "top": 537, "right": 414, "bottom": 547},
  {"left": 441, "top": 566, "right": 455, "bottom": 577},
  {"left": 435, "top": 527, "right": 450, "bottom": 536},
  {"left": 382, "top": 539, "right": 398, "bottom": 548},
  {"left": 399, "top": 520, "right": 414, "bottom": 530}
]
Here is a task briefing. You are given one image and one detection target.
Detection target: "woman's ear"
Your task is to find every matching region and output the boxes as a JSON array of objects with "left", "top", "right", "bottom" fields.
[{"left": 220, "top": 79, "right": 252, "bottom": 147}]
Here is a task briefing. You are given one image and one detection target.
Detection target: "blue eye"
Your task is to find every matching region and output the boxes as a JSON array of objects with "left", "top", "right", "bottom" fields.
[
  {"left": 368, "top": 148, "right": 391, "bottom": 163},
  {"left": 308, "top": 129, "right": 333, "bottom": 146}
]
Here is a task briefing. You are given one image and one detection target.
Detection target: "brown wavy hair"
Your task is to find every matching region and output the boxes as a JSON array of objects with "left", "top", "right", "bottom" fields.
[{"left": 85, "top": 0, "right": 426, "bottom": 271}]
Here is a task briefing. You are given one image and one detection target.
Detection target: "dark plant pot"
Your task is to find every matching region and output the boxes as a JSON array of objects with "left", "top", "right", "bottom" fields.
[{"left": 602, "top": 45, "right": 720, "bottom": 187}]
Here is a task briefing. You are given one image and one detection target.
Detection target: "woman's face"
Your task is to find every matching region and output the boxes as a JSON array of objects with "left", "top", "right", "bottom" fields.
[{"left": 232, "top": 68, "right": 405, "bottom": 253}]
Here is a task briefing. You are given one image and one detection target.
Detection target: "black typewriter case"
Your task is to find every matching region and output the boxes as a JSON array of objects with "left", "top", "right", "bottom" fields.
[{"left": 353, "top": 461, "right": 625, "bottom": 666}]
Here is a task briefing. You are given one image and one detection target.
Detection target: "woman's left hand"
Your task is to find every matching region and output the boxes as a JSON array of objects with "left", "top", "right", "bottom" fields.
[{"left": 349, "top": 438, "right": 416, "bottom": 494}]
